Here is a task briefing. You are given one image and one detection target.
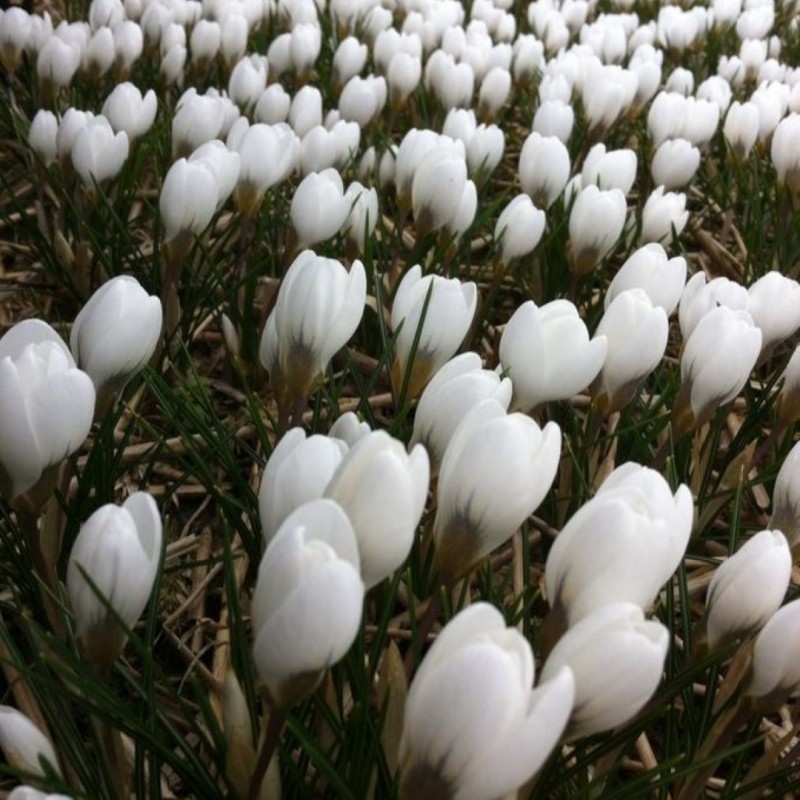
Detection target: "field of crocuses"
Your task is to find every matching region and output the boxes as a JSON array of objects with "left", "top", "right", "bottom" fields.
[{"left": 1, "top": 0, "right": 800, "bottom": 797}]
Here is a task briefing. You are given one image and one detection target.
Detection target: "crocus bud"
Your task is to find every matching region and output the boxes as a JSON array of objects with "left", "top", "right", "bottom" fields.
[
  {"left": 228, "top": 55, "right": 268, "bottom": 112},
  {"left": 499, "top": 300, "right": 607, "bottom": 413},
  {"left": 494, "top": 194, "right": 546, "bottom": 267},
  {"left": 171, "top": 90, "right": 225, "bottom": 159},
  {"left": 723, "top": 101, "right": 759, "bottom": 159},
  {"left": 776, "top": 347, "right": 800, "bottom": 428},
  {"left": 568, "top": 186, "right": 627, "bottom": 276},
  {"left": 339, "top": 74, "right": 387, "bottom": 128},
  {"left": 0, "top": 7, "right": 32, "bottom": 72},
  {"left": 288, "top": 85, "right": 323, "bottom": 138},
  {"left": 477, "top": 65, "right": 511, "bottom": 119},
  {"left": 387, "top": 51, "right": 422, "bottom": 108},
  {"left": 399, "top": 603, "right": 574, "bottom": 800},
  {"left": 410, "top": 353, "right": 511, "bottom": 472},
  {"left": 8, "top": 786, "right": 72, "bottom": 799},
  {"left": 325, "top": 431, "right": 429, "bottom": 589},
  {"left": 289, "top": 22, "right": 321, "bottom": 77},
  {"left": 71, "top": 115, "right": 129, "bottom": 188},
  {"left": 101, "top": 82, "right": 157, "bottom": 142},
  {"left": 772, "top": 113, "right": 800, "bottom": 193},
  {"left": 189, "top": 18, "right": 220, "bottom": 67},
  {"left": 769, "top": 441, "right": 800, "bottom": 548},
  {"left": 255, "top": 84, "right": 291, "bottom": 125},
  {"left": 518, "top": 132, "right": 570, "bottom": 209},
  {"left": 0, "top": 320, "right": 95, "bottom": 505},
  {"left": 675, "top": 306, "right": 761, "bottom": 431},
  {"left": 342, "top": 182, "right": 379, "bottom": 255},
  {"left": 233, "top": 123, "right": 298, "bottom": 215},
  {"left": 532, "top": 99, "right": 574, "bottom": 144},
  {"left": 540, "top": 603, "right": 669, "bottom": 740},
  {"left": 465, "top": 124, "right": 505, "bottom": 179},
  {"left": 639, "top": 187, "right": 688, "bottom": 246},
  {"left": 220, "top": 13, "right": 248, "bottom": 67},
  {"left": 678, "top": 273, "right": 748, "bottom": 342},
  {"left": 410, "top": 144, "right": 468, "bottom": 237},
  {"left": 703, "top": 530, "right": 791, "bottom": 650},
  {"left": 83, "top": 26, "right": 114, "bottom": 78},
  {"left": 159, "top": 158, "right": 219, "bottom": 244},
  {"left": 545, "top": 463, "right": 693, "bottom": 627},
  {"left": 651, "top": 138, "right": 701, "bottom": 190},
  {"left": 29, "top": 110, "right": 58, "bottom": 166},
  {"left": 580, "top": 144, "right": 637, "bottom": 195},
  {"left": 593, "top": 290, "right": 668, "bottom": 415},
  {"left": 259, "top": 429, "right": 347, "bottom": 544},
  {"left": 605, "top": 243, "right": 687, "bottom": 316},
  {"left": 390, "top": 266, "right": 477, "bottom": 399},
  {"left": 259, "top": 251, "right": 366, "bottom": 410},
  {"left": 113, "top": 20, "right": 143, "bottom": 74},
  {"left": 0, "top": 706, "right": 60, "bottom": 779},
  {"left": 251, "top": 499, "right": 364, "bottom": 709},
  {"left": 333, "top": 36, "right": 368, "bottom": 87},
  {"left": 747, "top": 271, "right": 800, "bottom": 357},
  {"left": 37, "top": 35, "right": 81, "bottom": 91},
  {"left": 70, "top": 275, "right": 162, "bottom": 404},
  {"left": 67, "top": 492, "right": 162, "bottom": 667},
  {"left": 160, "top": 43, "right": 186, "bottom": 88},
  {"left": 187, "top": 140, "right": 240, "bottom": 212},
  {"left": 745, "top": 599, "right": 800, "bottom": 708},
  {"left": 290, "top": 169, "right": 351, "bottom": 249},
  {"left": 434, "top": 399, "right": 561, "bottom": 584},
  {"left": 329, "top": 412, "right": 370, "bottom": 447}
]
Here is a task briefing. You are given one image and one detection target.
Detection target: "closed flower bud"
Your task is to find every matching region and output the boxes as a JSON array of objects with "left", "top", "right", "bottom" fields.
[
  {"left": 568, "top": 185, "right": 627, "bottom": 276},
  {"left": 160, "top": 43, "right": 186, "bottom": 88},
  {"left": 0, "top": 320, "right": 95, "bottom": 504},
  {"left": 675, "top": 306, "right": 761, "bottom": 431},
  {"left": 220, "top": 13, "right": 248, "bottom": 67},
  {"left": 159, "top": 158, "right": 219, "bottom": 243},
  {"left": 228, "top": 55, "right": 268, "bottom": 111},
  {"left": 71, "top": 115, "right": 128, "bottom": 188},
  {"left": 640, "top": 187, "right": 688, "bottom": 246},
  {"left": 723, "top": 101, "right": 760, "bottom": 160},
  {"left": 387, "top": 51, "right": 422, "bottom": 108},
  {"left": 288, "top": 85, "right": 323, "bottom": 138},
  {"left": 651, "top": 138, "right": 701, "bottom": 190},
  {"left": 329, "top": 412, "right": 370, "bottom": 448},
  {"left": 0, "top": 7, "right": 32, "bottom": 72},
  {"left": 593, "top": 290, "right": 668, "bottom": 415},
  {"left": 477, "top": 65, "right": 511, "bottom": 119},
  {"left": 581, "top": 64, "right": 637, "bottom": 134},
  {"left": 465, "top": 123, "right": 504, "bottom": 179},
  {"left": 333, "top": 36, "right": 368, "bottom": 87},
  {"left": 704, "top": 530, "right": 791, "bottom": 650},
  {"left": 540, "top": 603, "right": 670, "bottom": 739},
  {"left": 399, "top": 603, "right": 574, "bottom": 800},
  {"left": 770, "top": 441, "right": 800, "bottom": 548},
  {"left": 771, "top": 113, "right": 800, "bottom": 194},
  {"left": 411, "top": 144, "right": 468, "bottom": 237},
  {"left": 233, "top": 123, "right": 298, "bottom": 215},
  {"left": 494, "top": 194, "right": 546, "bottom": 266},
  {"left": 777, "top": 347, "right": 800, "bottom": 428},
  {"left": 606, "top": 244, "right": 686, "bottom": 316},
  {"left": 289, "top": 22, "right": 321, "bottom": 77},
  {"left": 113, "top": 20, "right": 143, "bottom": 74},
  {"left": 259, "top": 429, "right": 347, "bottom": 544},
  {"left": 289, "top": 169, "right": 350, "bottom": 249},
  {"left": 325, "top": 431, "right": 429, "bottom": 588},
  {"left": 172, "top": 90, "right": 225, "bottom": 158},
  {"left": 251, "top": 499, "right": 364, "bottom": 709},
  {"left": 532, "top": 99, "right": 574, "bottom": 144},
  {"left": 259, "top": 251, "right": 366, "bottom": 409},
  {"left": 434, "top": 399, "right": 561, "bottom": 583},
  {"left": 67, "top": 492, "right": 162, "bottom": 667},
  {"left": 747, "top": 271, "right": 800, "bottom": 357},
  {"left": 101, "top": 82, "right": 157, "bottom": 142},
  {"left": 390, "top": 266, "right": 477, "bottom": 399},
  {"left": 545, "top": 463, "right": 693, "bottom": 626},
  {"left": 187, "top": 140, "right": 240, "bottom": 212},
  {"left": 29, "top": 109, "right": 58, "bottom": 166},
  {"left": 56, "top": 108, "right": 93, "bottom": 164},
  {"left": 410, "top": 352, "right": 511, "bottom": 473},
  {"left": 745, "top": 599, "right": 800, "bottom": 707},
  {"left": 255, "top": 84, "right": 291, "bottom": 125},
  {"left": 339, "top": 74, "right": 387, "bottom": 128},
  {"left": 342, "top": 181, "right": 379, "bottom": 255},
  {"left": 37, "top": 35, "right": 81, "bottom": 90},
  {"left": 83, "top": 26, "right": 114, "bottom": 78},
  {"left": 580, "top": 144, "right": 637, "bottom": 195},
  {"left": 519, "top": 132, "right": 570, "bottom": 209},
  {"left": 0, "top": 706, "right": 60, "bottom": 779},
  {"left": 499, "top": 300, "right": 607, "bottom": 412},
  {"left": 189, "top": 18, "right": 220, "bottom": 66},
  {"left": 70, "top": 275, "right": 161, "bottom": 403},
  {"left": 678, "top": 272, "right": 748, "bottom": 342}
]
